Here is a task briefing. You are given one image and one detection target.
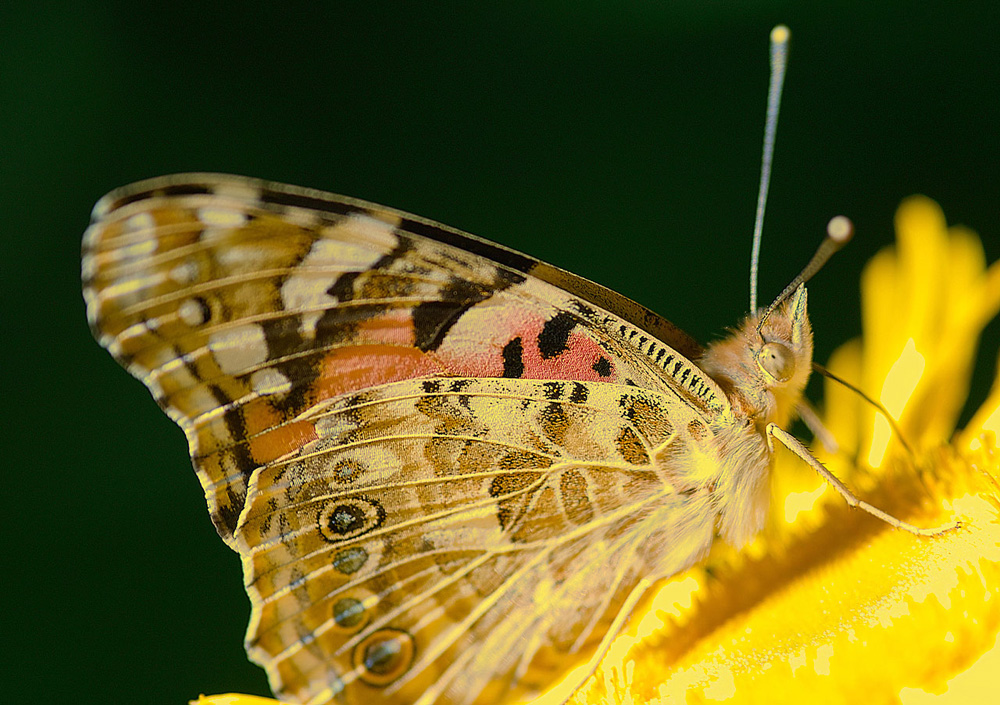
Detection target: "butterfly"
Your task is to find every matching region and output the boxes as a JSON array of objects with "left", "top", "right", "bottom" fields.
[{"left": 82, "top": 169, "right": 842, "bottom": 704}]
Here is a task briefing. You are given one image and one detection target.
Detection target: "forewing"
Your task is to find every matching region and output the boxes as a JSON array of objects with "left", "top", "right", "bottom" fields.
[
  {"left": 236, "top": 377, "right": 719, "bottom": 705},
  {"left": 82, "top": 174, "right": 728, "bottom": 546}
]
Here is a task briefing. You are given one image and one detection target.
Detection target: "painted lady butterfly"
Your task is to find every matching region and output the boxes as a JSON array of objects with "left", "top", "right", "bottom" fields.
[{"left": 81, "top": 27, "right": 947, "bottom": 705}]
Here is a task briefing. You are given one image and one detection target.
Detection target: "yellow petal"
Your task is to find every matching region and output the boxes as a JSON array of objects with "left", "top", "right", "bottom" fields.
[
  {"left": 190, "top": 695, "right": 281, "bottom": 705},
  {"left": 962, "top": 350, "right": 1000, "bottom": 452},
  {"left": 856, "top": 198, "right": 996, "bottom": 461},
  {"left": 910, "top": 226, "right": 986, "bottom": 444},
  {"left": 895, "top": 195, "right": 949, "bottom": 353},
  {"left": 868, "top": 337, "right": 926, "bottom": 467}
]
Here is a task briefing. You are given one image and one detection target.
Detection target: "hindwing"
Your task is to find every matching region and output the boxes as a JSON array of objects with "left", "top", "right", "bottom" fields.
[{"left": 238, "top": 377, "right": 718, "bottom": 704}]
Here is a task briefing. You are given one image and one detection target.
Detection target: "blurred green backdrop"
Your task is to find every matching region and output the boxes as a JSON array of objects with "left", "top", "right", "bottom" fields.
[{"left": 3, "top": 2, "right": 997, "bottom": 702}]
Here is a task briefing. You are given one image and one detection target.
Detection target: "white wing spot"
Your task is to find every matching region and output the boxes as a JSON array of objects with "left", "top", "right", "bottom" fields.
[
  {"left": 208, "top": 324, "right": 268, "bottom": 373},
  {"left": 114, "top": 214, "right": 158, "bottom": 261},
  {"left": 250, "top": 368, "right": 292, "bottom": 396},
  {"left": 125, "top": 213, "right": 156, "bottom": 232},
  {"left": 335, "top": 212, "right": 399, "bottom": 251},
  {"left": 102, "top": 271, "right": 167, "bottom": 305},
  {"left": 211, "top": 181, "right": 261, "bottom": 202},
  {"left": 118, "top": 321, "right": 154, "bottom": 348},
  {"left": 178, "top": 298, "right": 208, "bottom": 326},
  {"left": 152, "top": 356, "right": 200, "bottom": 392},
  {"left": 81, "top": 254, "right": 97, "bottom": 281},
  {"left": 119, "top": 235, "right": 157, "bottom": 261},
  {"left": 107, "top": 338, "right": 123, "bottom": 359},
  {"left": 145, "top": 372, "right": 165, "bottom": 399},
  {"left": 277, "top": 206, "right": 322, "bottom": 229},
  {"left": 197, "top": 207, "right": 248, "bottom": 228},
  {"left": 82, "top": 286, "right": 99, "bottom": 324},
  {"left": 280, "top": 230, "right": 390, "bottom": 339},
  {"left": 90, "top": 194, "right": 115, "bottom": 220},
  {"left": 184, "top": 385, "right": 243, "bottom": 441},
  {"left": 81, "top": 223, "right": 102, "bottom": 249},
  {"left": 126, "top": 358, "right": 151, "bottom": 381},
  {"left": 169, "top": 261, "right": 200, "bottom": 284}
]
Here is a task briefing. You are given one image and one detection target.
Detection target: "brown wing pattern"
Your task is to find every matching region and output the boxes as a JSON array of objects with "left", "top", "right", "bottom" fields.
[
  {"left": 82, "top": 174, "right": 731, "bottom": 704},
  {"left": 83, "top": 174, "right": 727, "bottom": 547}
]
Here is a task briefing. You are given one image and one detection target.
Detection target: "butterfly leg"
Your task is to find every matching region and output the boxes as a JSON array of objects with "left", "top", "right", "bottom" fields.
[{"left": 765, "top": 424, "right": 957, "bottom": 536}]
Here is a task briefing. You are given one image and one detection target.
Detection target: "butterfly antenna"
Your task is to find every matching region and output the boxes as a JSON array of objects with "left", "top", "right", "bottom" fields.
[
  {"left": 757, "top": 215, "right": 854, "bottom": 334},
  {"left": 749, "top": 25, "right": 791, "bottom": 313}
]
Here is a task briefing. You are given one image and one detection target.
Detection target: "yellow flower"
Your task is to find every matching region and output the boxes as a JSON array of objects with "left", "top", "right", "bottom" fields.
[
  {"left": 565, "top": 196, "right": 1000, "bottom": 705},
  {"left": 190, "top": 696, "right": 279, "bottom": 705}
]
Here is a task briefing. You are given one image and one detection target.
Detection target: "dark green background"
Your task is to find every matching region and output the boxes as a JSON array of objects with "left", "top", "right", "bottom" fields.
[{"left": 4, "top": 2, "right": 998, "bottom": 702}]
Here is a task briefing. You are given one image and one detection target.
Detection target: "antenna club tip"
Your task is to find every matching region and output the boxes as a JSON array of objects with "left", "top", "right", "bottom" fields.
[
  {"left": 827, "top": 215, "right": 854, "bottom": 245},
  {"left": 770, "top": 25, "right": 791, "bottom": 44}
]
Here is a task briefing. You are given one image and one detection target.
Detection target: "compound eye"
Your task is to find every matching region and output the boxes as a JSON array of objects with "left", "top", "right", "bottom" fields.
[{"left": 758, "top": 342, "right": 795, "bottom": 382}]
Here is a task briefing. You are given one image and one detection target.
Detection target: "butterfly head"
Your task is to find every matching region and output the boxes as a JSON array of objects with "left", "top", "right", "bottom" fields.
[{"left": 701, "top": 284, "right": 813, "bottom": 428}]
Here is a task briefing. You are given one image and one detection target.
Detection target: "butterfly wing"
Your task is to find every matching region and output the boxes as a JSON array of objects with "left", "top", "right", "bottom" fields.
[
  {"left": 83, "top": 173, "right": 727, "bottom": 546},
  {"left": 238, "top": 377, "right": 718, "bottom": 704},
  {"left": 83, "top": 174, "right": 731, "bottom": 703}
]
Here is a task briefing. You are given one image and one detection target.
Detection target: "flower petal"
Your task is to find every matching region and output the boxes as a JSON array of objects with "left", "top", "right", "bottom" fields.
[
  {"left": 962, "top": 351, "right": 1000, "bottom": 452},
  {"left": 855, "top": 197, "right": 998, "bottom": 462},
  {"left": 190, "top": 695, "right": 281, "bottom": 705}
]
